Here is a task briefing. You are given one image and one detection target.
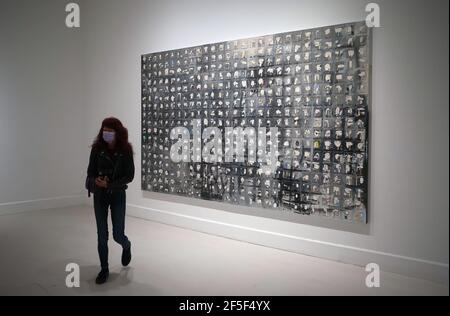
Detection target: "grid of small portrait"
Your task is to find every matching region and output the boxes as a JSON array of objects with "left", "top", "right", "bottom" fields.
[{"left": 141, "top": 21, "right": 370, "bottom": 224}]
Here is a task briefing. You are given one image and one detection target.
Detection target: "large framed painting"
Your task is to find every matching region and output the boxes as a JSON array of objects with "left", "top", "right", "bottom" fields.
[{"left": 141, "top": 21, "right": 371, "bottom": 224}]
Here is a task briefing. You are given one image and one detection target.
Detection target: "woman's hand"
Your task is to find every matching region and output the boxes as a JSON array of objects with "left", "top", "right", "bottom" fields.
[{"left": 95, "top": 177, "right": 108, "bottom": 188}]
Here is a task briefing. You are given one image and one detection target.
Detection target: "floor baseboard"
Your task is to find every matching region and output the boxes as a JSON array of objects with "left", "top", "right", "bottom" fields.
[
  {"left": 127, "top": 203, "right": 449, "bottom": 286},
  {"left": 0, "top": 195, "right": 86, "bottom": 216}
]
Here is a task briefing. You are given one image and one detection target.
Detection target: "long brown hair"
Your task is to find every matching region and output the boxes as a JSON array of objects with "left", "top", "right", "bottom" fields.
[{"left": 92, "top": 117, "right": 134, "bottom": 155}]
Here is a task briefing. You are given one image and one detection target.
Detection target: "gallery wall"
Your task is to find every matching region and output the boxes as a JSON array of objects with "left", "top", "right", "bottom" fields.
[
  {"left": 0, "top": 0, "right": 447, "bottom": 283},
  {"left": 0, "top": 0, "right": 86, "bottom": 214}
]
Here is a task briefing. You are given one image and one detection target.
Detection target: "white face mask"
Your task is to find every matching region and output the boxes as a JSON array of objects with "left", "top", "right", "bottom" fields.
[{"left": 103, "top": 131, "right": 116, "bottom": 144}]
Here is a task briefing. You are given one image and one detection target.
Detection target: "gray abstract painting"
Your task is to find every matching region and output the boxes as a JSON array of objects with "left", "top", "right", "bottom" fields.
[{"left": 141, "top": 21, "right": 371, "bottom": 224}]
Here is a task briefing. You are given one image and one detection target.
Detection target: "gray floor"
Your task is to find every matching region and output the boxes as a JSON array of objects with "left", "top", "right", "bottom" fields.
[{"left": 0, "top": 206, "right": 447, "bottom": 296}]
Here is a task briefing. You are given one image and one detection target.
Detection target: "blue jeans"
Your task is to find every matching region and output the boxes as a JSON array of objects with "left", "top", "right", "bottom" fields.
[{"left": 94, "top": 189, "right": 131, "bottom": 269}]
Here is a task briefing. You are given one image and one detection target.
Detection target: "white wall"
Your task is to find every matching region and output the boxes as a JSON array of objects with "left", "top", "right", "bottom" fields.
[{"left": 0, "top": 0, "right": 87, "bottom": 214}]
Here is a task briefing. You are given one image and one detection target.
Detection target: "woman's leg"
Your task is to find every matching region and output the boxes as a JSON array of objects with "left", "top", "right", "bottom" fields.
[
  {"left": 93, "top": 191, "right": 110, "bottom": 269},
  {"left": 110, "top": 190, "right": 131, "bottom": 250}
]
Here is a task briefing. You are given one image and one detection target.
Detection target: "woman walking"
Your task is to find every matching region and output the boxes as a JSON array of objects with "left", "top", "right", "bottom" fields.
[{"left": 87, "top": 117, "right": 135, "bottom": 284}]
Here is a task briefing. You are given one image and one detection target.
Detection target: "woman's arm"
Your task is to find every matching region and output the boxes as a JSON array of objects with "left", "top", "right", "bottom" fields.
[
  {"left": 107, "top": 153, "right": 135, "bottom": 190},
  {"left": 87, "top": 148, "right": 98, "bottom": 177}
]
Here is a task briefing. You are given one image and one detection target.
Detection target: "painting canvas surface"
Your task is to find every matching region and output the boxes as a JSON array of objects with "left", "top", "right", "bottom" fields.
[{"left": 141, "top": 22, "right": 371, "bottom": 224}]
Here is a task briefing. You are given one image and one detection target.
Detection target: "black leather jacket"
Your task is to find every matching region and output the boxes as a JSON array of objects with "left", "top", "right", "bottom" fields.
[{"left": 87, "top": 148, "right": 135, "bottom": 192}]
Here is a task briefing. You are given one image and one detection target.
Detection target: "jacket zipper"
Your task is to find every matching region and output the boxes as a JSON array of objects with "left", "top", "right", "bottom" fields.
[{"left": 101, "top": 151, "right": 122, "bottom": 194}]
